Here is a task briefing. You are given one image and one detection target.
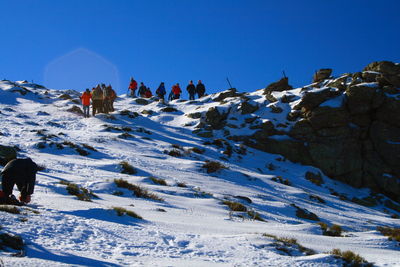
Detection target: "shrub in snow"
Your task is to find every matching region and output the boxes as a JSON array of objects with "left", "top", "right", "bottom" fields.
[
  {"left": 114, "top": 179, "right": 164, "bottom": 202},
  {"left": 222, "top": 200, "right": 247, "bottom": 212},
  {"left": 377, "top": 226, "right": 400, "bottom": 242},
  {"left": 305, "top": 171, "right": 324, "bottom": 186},
  {"left": 164, "top": 149, "right": 182, "bottom": 157},
  {"left": 119, "top": 161, "right": 137, "bottom": 175},
  {"left": 189, "top": 147, "right": 204, "bottom": 154},
  {"left": 176, "top": 182, "right": 187, "bottom": 188},
  {"left": 112, "top": 207, "right": 143, "bottom": 219},
  {"left": 262, "top": 234, "right": 315, "bottom": 256},
  {"left": 271, "top": 176, "right": 291, "bottom": 186},
  {"left": 291, "top": 204, "right": 319, "bottom": 221},
  {"left": 330, "top": 249, "right": 372, "bottom": 266},
  {"left": 60, "top": 181, "right": 97, "bottom": 202},
  {"left": 202, "top": 161, "right": 227, "bottom": 173},
  {"left": 149, "top": 177, "right": 167, "bottom": 186},
  {"left": 317, "top": 222, "right": 342, "bottom": 237}
]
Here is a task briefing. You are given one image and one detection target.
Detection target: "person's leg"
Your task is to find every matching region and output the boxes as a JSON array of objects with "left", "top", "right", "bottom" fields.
[{"left": 1, "top": 174, "right": 15, "bottom": 197}]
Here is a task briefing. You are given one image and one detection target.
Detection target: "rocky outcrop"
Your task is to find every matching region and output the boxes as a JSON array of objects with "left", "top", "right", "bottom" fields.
[
  {"left": 193, "top": 61, "right": 400, "bottom": 201},
  {"left": 313, "top": 69, "right": 332, "bottom": 83},
  {"left": 256, "top": 61, "right": 400, "bottom": 200}
]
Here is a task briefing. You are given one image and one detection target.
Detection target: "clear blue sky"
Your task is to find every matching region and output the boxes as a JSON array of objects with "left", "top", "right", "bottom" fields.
[{"left": 1, "top": 0, "right": 399, "bottom": 97}]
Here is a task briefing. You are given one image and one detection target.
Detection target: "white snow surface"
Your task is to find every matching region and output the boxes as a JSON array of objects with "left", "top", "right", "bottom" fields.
[{"left": 0, "top": 80, "right": 399, "bottom": 266}]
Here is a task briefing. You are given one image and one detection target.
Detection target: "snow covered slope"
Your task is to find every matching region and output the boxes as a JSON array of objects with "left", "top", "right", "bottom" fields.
[{"left": 0, "top": 80, "right": 399, "bottom": 266}]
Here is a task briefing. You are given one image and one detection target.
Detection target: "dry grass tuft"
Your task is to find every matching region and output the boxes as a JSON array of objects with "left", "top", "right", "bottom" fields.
[
  {"left": 202, "top": 161, "right": 227, "bottom": 173},
  {"left": 114, "top": 179, "right": 164, "bottom": 202},
  {"left": 112, "top": 207, "right": 143, "bottom": 219}
]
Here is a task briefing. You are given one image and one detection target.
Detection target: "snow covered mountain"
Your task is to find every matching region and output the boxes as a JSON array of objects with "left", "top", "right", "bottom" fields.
[{"left": 0, "top": 73, "right": 399, "bottom": 266}]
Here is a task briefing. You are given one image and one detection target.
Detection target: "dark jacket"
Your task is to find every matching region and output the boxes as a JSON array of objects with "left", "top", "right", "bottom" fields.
[
  {"left": 1, "top": 158, "right": 38, "bottom": 196},
  {"left": 138, "top": 85, "right": 147, "bottom": 96},
  {"left": 187, "top": 84, "right": 196, "bottom": 94},
  {"left": 156, "top": 85, "right": 166, "bottom": 96},
  {"left": 196, "top": 83, "right": 206, "bottom": 96}
]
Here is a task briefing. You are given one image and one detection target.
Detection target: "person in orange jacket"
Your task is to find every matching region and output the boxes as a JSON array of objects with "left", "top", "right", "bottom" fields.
[
  {"left": 172, "top": 83, "right": 181, "bottom": 100},
  {"left": 128, "top": 77, "right": 138, "bottom": 97},
  {"left": 80, "top": 88, "right": 92, "bottom": 118}
]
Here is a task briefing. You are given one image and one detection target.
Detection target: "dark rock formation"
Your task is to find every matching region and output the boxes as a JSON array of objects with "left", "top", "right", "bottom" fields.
[
  {"left": 264, "top": 77, "right": 293, "bottom": 92},
  {"left": 313, "top": 69, "right": 332, "bottom": 83}
]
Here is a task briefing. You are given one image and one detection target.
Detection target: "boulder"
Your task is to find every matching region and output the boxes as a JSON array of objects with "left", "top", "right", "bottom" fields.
[
  {"left": 345, "top": 84, "right": 383, "bottom": 115},
  {"left": 264, "top": 77, "right": 292, "bottom": 92},
  {"left": 295, "top": 87, "right": 341, "bottom": 111},
  {"left": 205, "top": 107, "right": 229, "bottom": 130},
  {"left": 364, "top": 61, "right": 400, "bottom": 87},
  {"left": 213, "top": 88, "right": 241, "bottom": 102},
  {"left": 306, "top": 107, "right": 349, "bottom": 130},
  {"left": 239, "top": 101, "right": 259, "bottom": 115},
  {"left": 375, "top": 96, "right": 400, "bottom": 128},
  {"left": 313, "top": 69, "right": 332, "bottom": 83},
  {"left": 135, "top": 98, "right": 149, "bottom": 105}
]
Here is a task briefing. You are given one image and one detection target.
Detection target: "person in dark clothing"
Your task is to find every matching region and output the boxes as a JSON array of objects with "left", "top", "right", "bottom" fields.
[
  {"left": 0, "top": 158, "right": 38, "bottom": 204},
  {"left": 187, "top": 80, "right": 196, "bottom": 100},
  {"left": 196, "top": 80, "right": 206, "bottom": 98},
  {"left": 138, "top": 82, "right": 147, "bottom": 97},
  {"left": 156, "top": 82, "right": 166, "bottom": 102}
]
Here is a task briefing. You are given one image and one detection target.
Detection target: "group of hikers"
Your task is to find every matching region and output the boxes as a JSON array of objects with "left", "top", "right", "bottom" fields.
[
  {"left": 80, "top": 84, "right": 117, "bottom": 118},
  {"left": 79, "top": 78, "right": 207, "bottom": 118},
  {"left": 128, "top": 78, "right": 206, "bottom": 101}
]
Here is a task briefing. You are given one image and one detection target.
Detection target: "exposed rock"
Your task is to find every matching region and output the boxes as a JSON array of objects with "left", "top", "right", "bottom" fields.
[
  {"left": 239, "top": 101, "right": 259, "bottom": 115},
  {"left": 264, "top": 77, "right": 293, "bottom": 92},
  {"left": 295, "top": 87, "right": 341, "bottom": 111},
  {"left": 204, "top": 107, "right": 229, "bottom": 130},
  {"left": 291, "top": 204, "right": 319, "bottom": 221},
  {"left": 313, "top": 69, "right": 332, "bottom": 83},
  {"left": 187, "top": 112, "right": 202, "bottom": 119},
  {"left": 213, "top": 88, "right": 241, "bottom": 102},
  {"left": 346, "top": 84, "right": 383, "bottom": 115},
  {"left": 364, "top": 61, "right": 400, "bottom": 87},
  {"left": 67, "top": 105, "right": 83, "bottom": 115},
  {"left": 59, "top": 93, "right": 72, "bottom": 100},
  {"left": 0, "top": 145, "right": 17, "bottom": 165},
  {"left": 135, "top": 98, "right": 149, "bottom": 105}
]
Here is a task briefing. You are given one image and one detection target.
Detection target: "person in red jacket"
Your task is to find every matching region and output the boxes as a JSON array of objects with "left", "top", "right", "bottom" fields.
[
  {"left": 172, "top": 83, "right": 182, "bottom": 100},
  {"left": 80, "top": 88, "right": 92, "bottom": 118},
  {"left": 144, "top": 87, "right": 153, "bottom": 98},
  {"left": 128, "top": 77, "right": 138, "bottom": 97}
]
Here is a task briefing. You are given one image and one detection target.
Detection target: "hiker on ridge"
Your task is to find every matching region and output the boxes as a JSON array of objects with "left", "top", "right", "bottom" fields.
[
  {"left": 196, "top": 80, "right": 206, "bottom": 98},
  {"left": 105, "top": 85, "right": 117, "bottom": 112},
  {"left": 80, "top": 88, "right": 92, "bottom": 118},
  {"left": 91, "top": 85, "right": 104, "bottom": 116},
  {"left": 0, "top": 158, "right": 38, "bottom": 205},
  {"left": 187, "top": 80, "right": 196, "bottom": 100},
  {"left": 144, "top": 87, "right": 152, "bottom": 98},
  {"left": 128, "top": 77, "right": 137, "bottom": 97},
  {"left": 138, "top": 82, "right": 147, "bottom": 97},
  {"left": 156, "top": 82, "right": 166, "bottom": 102},
  {"left": 171, "top": 83, "right": 182, "bottom": 100}
]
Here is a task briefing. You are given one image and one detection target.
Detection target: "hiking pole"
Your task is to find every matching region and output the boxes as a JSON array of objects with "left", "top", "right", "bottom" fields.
[
  {"left": 226, "top": 77, "right": 233, "bottom": 89},
  {"left": 282, "top": 71, "right": 287, "bottom": 78}
]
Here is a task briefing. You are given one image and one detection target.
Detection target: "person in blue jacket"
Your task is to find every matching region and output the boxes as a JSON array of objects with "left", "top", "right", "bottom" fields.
[{"left": 156, "top": 82, "right": 166, "bottom": 101}]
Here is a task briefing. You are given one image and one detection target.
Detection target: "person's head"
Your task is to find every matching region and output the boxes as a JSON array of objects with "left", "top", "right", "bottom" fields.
[
  {"left": 131, "top": 77, "right": 134, "bottom": 81},
  {"left": 86, "top": 88, "right": 90, "bottom": 93},
  {"left": 141, "top": 82, "right": 144, "bottom": 85},
  {"left": 198, "top": 80, "right": 202, "bottom": 84},
  {"left": 176, "top": 83, "right": 179, "bottom": 86},
  {"left": 189, "top": 80, "right": 193, "bottom": 84},
  {"left": 161, "top": 82, "right": 164, "bottom": 85}
]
